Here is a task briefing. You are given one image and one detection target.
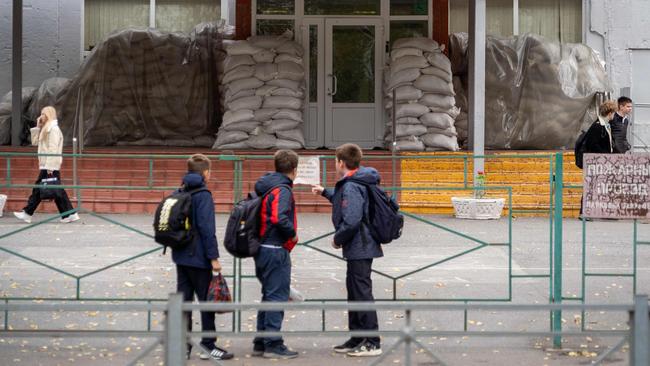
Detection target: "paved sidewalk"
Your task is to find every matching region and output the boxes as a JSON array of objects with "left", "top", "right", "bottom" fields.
[{"left": 1, "top": 212, "right": 648, "bottom": 365}]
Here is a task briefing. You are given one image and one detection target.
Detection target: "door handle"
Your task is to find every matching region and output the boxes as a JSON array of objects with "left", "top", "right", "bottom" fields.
[{"left": 327, "top": 73, "right": 338, "bottom": 97}]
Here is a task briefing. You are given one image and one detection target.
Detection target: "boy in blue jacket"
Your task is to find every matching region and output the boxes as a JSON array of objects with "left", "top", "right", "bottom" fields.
[
  {"left": 172, "top": 154, "right": 233, "bottom": 361},
  {"left": 312, "top": 143, "right": 383, "bottom": 357},
  {"left": 252, "top": 150, "right": 300, "bottom": 359}
]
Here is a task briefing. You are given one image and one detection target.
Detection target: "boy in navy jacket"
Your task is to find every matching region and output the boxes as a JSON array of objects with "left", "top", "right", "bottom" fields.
[
  {"left": 312, "top": 143, "right": 383, "bottom": 357},
  {"left": 252, "top": 150, "right": 300, "bottom": 359},
  {"left": 171, "top": 154, "right": 233, "bottom": 361}
]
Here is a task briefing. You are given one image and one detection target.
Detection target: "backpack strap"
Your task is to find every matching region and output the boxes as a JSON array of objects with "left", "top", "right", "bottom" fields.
[
  {"left": 186, "top": 186, "right": 209, "bottom": 195},
  {"left": 184, "top": 186, "right": 210, "bottom": 252},
  {"left": 345, "top": 178, "right": 373, "bottom": 245},
  {"left": 262, "top": 184, "right": 292, "bottom": 198}
]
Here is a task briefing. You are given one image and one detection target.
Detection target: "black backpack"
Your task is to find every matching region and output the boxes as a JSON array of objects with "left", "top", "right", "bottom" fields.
[
  {"left": 224, "top": 184, "right": 290, "bottom": 258},
  {"left": 153, "top": 187, "right": 207, "bottom": 254},
  {"left": 574, "top": 129, "right": 589, "bottom": 169},
  {"left": 349, "top": 179, "right": 404, "bottom": 244}
]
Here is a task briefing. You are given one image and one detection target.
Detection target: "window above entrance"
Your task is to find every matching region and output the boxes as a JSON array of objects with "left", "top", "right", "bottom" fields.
[
  {"left": 256, "top": 0, "right": 295, "bottom": 15},
  {"left": 390, "top": 0, "right": 428, "bottom": 16},
  {"left": 305, "top": 0, "right": 380, "bottom": 15}
]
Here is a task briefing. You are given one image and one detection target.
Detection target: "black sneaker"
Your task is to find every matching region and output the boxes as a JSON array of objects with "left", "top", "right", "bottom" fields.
[
  {"left": 200, "top": 346, "right": 234, "bottom": 360},
  {"left": 346, "top": 340, "right": 382, "bottom": 357},
  {"left": 333, "top": 338, "right": 361, "bottom": 353},
  {"left": 263, "top": 344, "right": 299, "bottom": 359},
  {"left": 252, "top": 342, "right": 264, "bottom": 357}
]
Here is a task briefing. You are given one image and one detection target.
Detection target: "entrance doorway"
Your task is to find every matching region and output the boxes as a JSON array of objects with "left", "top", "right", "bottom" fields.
[{"left": 302, "top": 19, "right": 384, "bottom": 149}]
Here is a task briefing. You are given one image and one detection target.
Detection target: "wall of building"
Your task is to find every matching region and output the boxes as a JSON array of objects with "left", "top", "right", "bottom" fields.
[
  {"left": 0, "top": 0, "right": 82, "bottom": 98},
  {"left": 585, "top": 0, "right": 650, "bottom": 94},
  {"left": 585, "top": 0, "right": 650, "bottom": 147}
]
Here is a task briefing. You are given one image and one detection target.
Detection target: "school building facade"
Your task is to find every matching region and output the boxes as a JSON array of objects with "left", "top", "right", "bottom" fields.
[{"left": 1, "top": 0, "right": 649, "bottom": 150}]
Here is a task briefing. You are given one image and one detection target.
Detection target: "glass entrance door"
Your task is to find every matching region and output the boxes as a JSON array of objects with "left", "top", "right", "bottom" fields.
[{"left": 302, "top": 18, "right": 384, "bottom": 149}]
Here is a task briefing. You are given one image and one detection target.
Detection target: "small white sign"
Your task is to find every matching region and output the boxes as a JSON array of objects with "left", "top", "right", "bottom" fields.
[{"left": 294, "top": 156, "right": 321, "bottom": 185}]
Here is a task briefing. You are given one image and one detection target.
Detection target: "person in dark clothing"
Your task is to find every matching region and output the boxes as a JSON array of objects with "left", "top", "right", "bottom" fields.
[
  {"left": 584, "top": 100, "right": 617, "bottom": 154},
  {"left": 252, "top": 150, "right": 300, "bottom": 359},
  {"left": 610, "top": 96, "right": 633, "bottom": 153},
  {"left": 580, "top": 101, "right": 618, "bottom": 219},
  {"left": 171, "top": 154, "right": 233, "bottom": 361},
  {"left": 312, "top": 143, "right": 383, "bottom": 357}
]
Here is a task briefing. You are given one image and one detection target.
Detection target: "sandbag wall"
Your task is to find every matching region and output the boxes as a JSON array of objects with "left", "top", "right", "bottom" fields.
[
  {"left": 4, "top": 22, "right": 232, "bottom": 147},
  {"left": 384, "top": 38, "right": 460, "bottom": 152},
  {"left": 214, "top": 33, "right": 306, "bottom": 150}
]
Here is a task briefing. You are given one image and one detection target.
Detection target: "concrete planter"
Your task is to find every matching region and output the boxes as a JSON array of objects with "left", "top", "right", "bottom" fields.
[{"left": 451, "top": 197, "right": 505, "bottom": 220}]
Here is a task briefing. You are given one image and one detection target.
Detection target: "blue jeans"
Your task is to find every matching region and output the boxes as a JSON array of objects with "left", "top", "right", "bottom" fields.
[{"left": 253, "top": 246, "right": 291, "bottom": 348}]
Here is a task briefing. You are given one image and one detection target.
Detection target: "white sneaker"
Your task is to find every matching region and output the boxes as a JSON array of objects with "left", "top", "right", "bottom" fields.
[
  {"left": 60, "top": 213, "right": 80, "bottom": 223},
  {"left": 13, "top": 211, "right": 32, "bottom": 223}
]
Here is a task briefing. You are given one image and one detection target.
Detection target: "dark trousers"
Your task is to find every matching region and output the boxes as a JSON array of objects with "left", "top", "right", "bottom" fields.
[
  {"left": 254, "top": 246, "right": 291, "bottom": 348},
  {"left": 23, "top": 170, "right": 74, "bottom": 217},
  {"left": 176, "top": 265, "right": 217, "bottom": 350},
  {"left": 347, "top": 259, "right": 380, "bottom": 346}
]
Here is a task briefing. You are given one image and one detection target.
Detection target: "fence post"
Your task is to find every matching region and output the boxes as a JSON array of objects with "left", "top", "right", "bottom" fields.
[
  {"left": 552, "top": 152, "right": 563, "bottom": 348},
  {"left": 165, "top": 293, "right": 186, "bottom": 366},
  {"left": 631, "top": 294, "right": 649, "bottom": 366},
  {"left": 72, "top": 137, "right": 79, "bottom": 206},
  {"left": 404, "top": 309, "right": 412, "bottom": 366}
]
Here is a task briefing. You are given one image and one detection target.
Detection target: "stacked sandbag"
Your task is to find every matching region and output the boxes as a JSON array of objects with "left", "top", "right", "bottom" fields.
[
  {"left": 448, "top": 32, "right": 610, "bottom": 149},
  {"left": 384, "top": 37, "right": 459, "bottom": 152},
  {"left": 0, "top": 87, "right": 36, "bottom": 145},
  {"left": 214, "top": 32, "right": 306, "bottom": 150},
  {"left": 52, "top": 22, "right": 229, "bottom": 147},
  {"left": 452, "top": 76, "right": 468, "bottom": 148}
]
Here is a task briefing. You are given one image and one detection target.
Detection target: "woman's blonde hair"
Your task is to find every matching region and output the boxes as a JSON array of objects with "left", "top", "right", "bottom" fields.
[
  {"left": 39, "top": 106, "right": 58, "bottom": 141},
  {"left": 599, "top": 100, "right": 617, "bottom": 118}
]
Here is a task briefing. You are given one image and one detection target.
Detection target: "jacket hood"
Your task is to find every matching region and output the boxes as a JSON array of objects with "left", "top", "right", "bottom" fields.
[
  {"left": 255, "top": 172, "right": 293, "bottom": 195},
  {"left": 182, "top": 172, "right": 206, "bottom": 190},
  {"left": 344, "top": 166, "right": 380, "bottom": 185}
]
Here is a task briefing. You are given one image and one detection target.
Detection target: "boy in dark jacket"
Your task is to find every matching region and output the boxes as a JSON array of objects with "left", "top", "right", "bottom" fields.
[
  {"left": 252, "top": 150, "right": 300, "bottom": 359},
  {"left": 171, "top": 154, "right": 233, "bottom": 361},
  {"left": 312, "top": 143, "right": 383, "bottom": 357}
]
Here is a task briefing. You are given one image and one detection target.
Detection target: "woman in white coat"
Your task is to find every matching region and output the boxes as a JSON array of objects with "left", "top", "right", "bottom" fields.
[{"left": 13, "top": 106, "right": 79, "bottom": 223}]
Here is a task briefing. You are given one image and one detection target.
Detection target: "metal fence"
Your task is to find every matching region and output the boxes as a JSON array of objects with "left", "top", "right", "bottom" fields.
[
  {"left": 1, "top": 294, "right": 648, "bottom": 365},
  {"left": 0, "top": 151, "right": 646, "bottom": 353}
]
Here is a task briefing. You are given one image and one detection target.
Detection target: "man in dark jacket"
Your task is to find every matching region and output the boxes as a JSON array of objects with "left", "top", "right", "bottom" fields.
[
  {"left": 610, "top": 96, "right": 633, "bottom": 153},
  {"left": 252, "top": 150, "right": 300, "bottom": 359},
  {"left": 312, "top": 143, "right": 383, "bottom": 357},
  {"left": 171, "top": 154, "right": 233, "bottom": 361}
]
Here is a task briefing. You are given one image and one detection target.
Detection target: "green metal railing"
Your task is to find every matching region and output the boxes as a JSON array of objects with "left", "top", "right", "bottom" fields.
[
  {"left": 1, "top": 151, "right": 643, "bottom": 349},
  {"left": 561, "top": 164, "right": 650, "bottom": 343}
]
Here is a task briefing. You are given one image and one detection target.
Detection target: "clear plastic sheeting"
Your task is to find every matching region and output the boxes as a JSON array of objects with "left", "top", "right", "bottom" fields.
[
  {"left": 29, "top": 78, "right": 70, "bottom": 122},
  {"left": 54, "top": 22, "right": 231, "bottom": 147},
  {"left": 0, "top": 87, "right": 37, "bottom": 145},
  {"left": 449, "top": 32, "right": 610, "bottom": 150}
]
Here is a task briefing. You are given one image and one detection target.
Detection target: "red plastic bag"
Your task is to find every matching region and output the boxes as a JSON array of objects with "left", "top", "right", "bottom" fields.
[{"left": 207, "top": 272, "right": 232, "bottom": 314}]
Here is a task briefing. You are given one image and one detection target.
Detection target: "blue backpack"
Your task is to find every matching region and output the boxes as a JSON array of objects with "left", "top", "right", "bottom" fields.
[{"left": 349, "top": 179, "right": 404, "bottom": 244}]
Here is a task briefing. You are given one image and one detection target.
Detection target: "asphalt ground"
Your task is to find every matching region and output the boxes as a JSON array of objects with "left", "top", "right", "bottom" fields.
[{"left": 1, "top": 212, "right": 648, "bottom": 365}]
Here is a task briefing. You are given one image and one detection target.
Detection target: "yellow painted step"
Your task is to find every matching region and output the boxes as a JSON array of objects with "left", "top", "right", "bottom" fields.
[{"left": 399, "top": 152, "right": 583, "bottom": 217}]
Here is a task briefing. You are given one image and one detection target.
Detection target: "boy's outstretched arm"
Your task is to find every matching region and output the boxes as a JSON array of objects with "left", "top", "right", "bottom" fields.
[{"left": 312, "top": 184, "right": 334, "bottom": 202}]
